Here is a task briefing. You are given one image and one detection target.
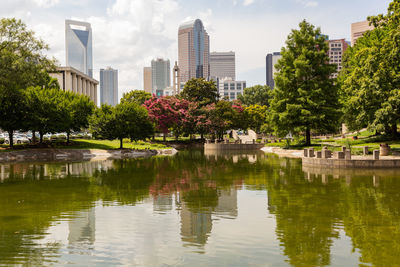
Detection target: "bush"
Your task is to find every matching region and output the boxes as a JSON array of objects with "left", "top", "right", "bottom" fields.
[{"left": 0, "top": 138, "right": 4, "bottom": 144}]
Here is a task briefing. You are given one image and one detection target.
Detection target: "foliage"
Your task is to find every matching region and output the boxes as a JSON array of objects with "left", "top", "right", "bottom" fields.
[
  {"left": 180, "top": 78, "right": 219, "bottom": 106},
  {"left": 339, "top": 0, "right": 400, "bottom": 138},
  {"left": 237, "top": 85, "right": 271, "bottom": 106},
  {"left": 244, "top": 104, "right": 269, "bottom": 133},
  {"left": 120, "top": 90, "right": 152, "bottom": 105},
  {"left": 269, "top": 20, "right": 341, "bottom": 145},
  {"left": 90, "top": 102, "right": 154, "bottom": 148}
]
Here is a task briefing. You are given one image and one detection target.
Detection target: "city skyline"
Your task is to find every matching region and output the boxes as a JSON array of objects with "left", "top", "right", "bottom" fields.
[{"left": 0, "top": 0, "right": 390, "bottom": 98}]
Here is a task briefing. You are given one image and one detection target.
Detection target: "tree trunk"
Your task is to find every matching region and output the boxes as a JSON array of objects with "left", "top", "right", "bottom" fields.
[
  {"left": 392, "top": 123, "right": 398, "bottom": 140},
  {"left": 201, "top": 133, "right": 204, "bottom": 140},
  {"left": 163, "top": 133, "right": 166, "bottom": 142},
  {"left": 8, "top": 130, "right": 13, "bottom": 149},
  {"left": 32, "top": 130, "right": 36, "bottom": 144},
  {"left": 39, "top": 132, "right": 43, "bottom": 143},
  {"left": 67, "top": 132, "right": 70, "bottom": 144},
  {"left": 305, "top": 127, "right": 311, "bottom": 146},
  {"left": 120, "top": 138, "right": 123, "bottom": 149}
]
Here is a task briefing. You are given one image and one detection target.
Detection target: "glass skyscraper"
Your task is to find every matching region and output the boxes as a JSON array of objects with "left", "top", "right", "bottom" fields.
[
  {"left": 100, "top": 67, "right": 118, "bottom": 106},
  {"left": 178, "top": 19, "right": 210, "bottom": 84},
  {"left": 65, "top": 20, "right": 93, "bottom": 77}
]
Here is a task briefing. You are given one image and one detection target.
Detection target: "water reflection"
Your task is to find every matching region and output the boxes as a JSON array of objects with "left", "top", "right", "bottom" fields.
[{"left": 1, "top": 150, "right": 400, "bottom": 266}]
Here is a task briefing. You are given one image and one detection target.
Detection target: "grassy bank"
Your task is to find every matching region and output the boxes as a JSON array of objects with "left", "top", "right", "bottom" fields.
[{"left": 0, "top": 139, "right": 171, "bottom": 152}]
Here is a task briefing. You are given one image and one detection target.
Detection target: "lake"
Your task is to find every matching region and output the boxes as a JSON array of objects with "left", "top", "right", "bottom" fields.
[{"left": 1, "top": 149, "right": 400, "bottom": 266}]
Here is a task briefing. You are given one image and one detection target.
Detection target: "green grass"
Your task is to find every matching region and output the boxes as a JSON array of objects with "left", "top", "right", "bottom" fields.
[{"left": 0, "top": 139, "right": 171, "bottom": 151}]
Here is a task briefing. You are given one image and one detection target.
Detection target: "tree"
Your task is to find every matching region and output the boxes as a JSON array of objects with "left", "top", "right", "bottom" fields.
[
  {"left": 238, "top": 85, "right": 271, "bottom": 106},
  {"left": 339, "top": 1, "right": 400, "bottom": 138},
  {"left": 90, "top": 102, "right": 154, "bottom": 149},
  {"left": 120, "top": 90, "right": 152, "bottom": 105},
  {"left": 180, "top": 78, "right": 219, "bottom": 106},
  {"left": 0, "top": 18, "right": 55, "bottom": 148},
  {"left": 269, "top": 20, "right": 341, "bottom": 145},
  {"left": 244, "top": 105, "right": 269, "bottom": 133}
]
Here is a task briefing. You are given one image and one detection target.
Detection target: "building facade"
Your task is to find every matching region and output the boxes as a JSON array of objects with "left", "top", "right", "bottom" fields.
[
  {"left": 210, "top": 52, "right": 235, "bottom": 81},
  {"left": 218, "top": 77, "right": 246, "bottom": 101},
  {"left": 50, "top": 66, "right": 98, "bottom": 105},
  {"left": 65, "top": 20, "right": 93, "bottom": 77},
  {"left": 151, "top": 58, "right": 171, "bottom": 97},
  {"left": 351, "top": 20, "right": 374, "bottom": 46},
  {"left": 266, "top": 52, "right": 281, "bottom": 89},
  {"left": 143, "top": 67, "right": 152, "bottom": 94},
  {"left": 328, "top": 39, "right": 349, "bottom": 78},
  {"left": 178, "top": 19, "right": 210, "bottom": 84},
  {"left": 100, "top": 67, "right": 118, "bottom": 106}
]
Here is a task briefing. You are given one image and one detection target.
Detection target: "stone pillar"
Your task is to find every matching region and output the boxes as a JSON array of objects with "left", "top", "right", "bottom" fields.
[
  {"left": 214, "top": 139, "right": 218, "bottom": 144},
  {"left": 373, "top": 150, "right": 380, "bottom": 160},
  {"left": 308, "top": 148, "right": 315, "bottom": 158},
  {"left": 224, "top": 139, "right": 228, "bottom": 144},
  {"left": 363, "top": 146, "right": 369, "bottom": 156},
  {"left": 341, "top": 146, "right": 347, "bottom": 153},
  {"left": 206, "top": 139, "right": 210, "bottom": 144},
  {"left": 322, "top": 149, "right": 332, "bottom": 159},
  {"left": 304, "top": 149, "right": 308, "bottom": 157},
  {"left": 239, "top": 139, "right": 242, "bottom": 144},
  {"left": 316, "top": 151, "right": 322, "bottom": 158},
  {"left": 253, "top": 139, "right": 255, "bottom": 144},
  {"left": 94, "top": 85, "right": 98, "bottom": 106},
  {"left": 337, "top": 151, "right": 345, "bottom": 159},
  {"left": 345, "top": 150, "right": 352, "bottom": 160},
  {"left": 77, "top": 76, "right": 82, "bottom": 94},
  {"left": 65, "top": 71, "right": 72, "bottom": 91},
  {"left": 82, "top": 79, "right": 86, "bottom": 96}
]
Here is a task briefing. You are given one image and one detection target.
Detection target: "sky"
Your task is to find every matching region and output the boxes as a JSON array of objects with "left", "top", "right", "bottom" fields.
[{"left": 0, "top": 0, "right": 392, "bottom": 99}]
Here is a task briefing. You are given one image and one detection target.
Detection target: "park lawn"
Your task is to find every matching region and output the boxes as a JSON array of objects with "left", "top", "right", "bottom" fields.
[{"left": 0, "top": 139, "right": 171, "bottom": 151}]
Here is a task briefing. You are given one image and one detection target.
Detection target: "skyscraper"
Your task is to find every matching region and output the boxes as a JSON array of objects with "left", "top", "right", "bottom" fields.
[
  {"left": 65, "top": 20, "right": 93, "bottom": 77},
  {"left": 351, "top": 20, "right": 374, "bottom": 46},
  {"left": 100, "top": 67, "right": 118, "bottom": 106},
  {"left": 178, "top": 19, "right": 210, "bottom": 84},
  {"left": 266, "top": 52, "right": 281, "bottom": 89},
  {"left": 210, "top": 52, "right": 235, "bottom": 81},
  {"left": 328, "top": 39, "right": 349, "bottom": 78},
  {"left": 151, "top": 58, "right": 171, "bottom": 97},
  {"left": 143, "top": 67, "right": 152, "bottom": 94}
]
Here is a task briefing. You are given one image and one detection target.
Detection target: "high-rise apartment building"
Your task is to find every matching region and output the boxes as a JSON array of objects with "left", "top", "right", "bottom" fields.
[
  {"left": 266, "top": 52, "right": 281, "bottom": 89},
  {"left": 151, "top": 58, "right": 171, "bottom": 97},
  {"left": 210, "top": 52, "right": 235, "bottom": 81},
  {"left": 100, "top": 67, "right": 118, "bottom": 106},
  {"left": 218, "top": 77, "right": 246, "bottom": 101},
  {"left": 328, "top": 39, "right": 349, "bottom": 78},
  {"left": 351, "top": 20, "right": 374, "bottom": 46},
  {"left": 65, "top": 20, "right": 93, "bottom": 77},
  {"left": 178, "top": 19, "right": 210, "bottom": 84},
  {"left": 143, "top": 67, "right": 152, "bottom": 94}
]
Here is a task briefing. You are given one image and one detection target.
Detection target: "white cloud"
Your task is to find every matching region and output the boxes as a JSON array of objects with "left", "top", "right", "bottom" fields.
[
  {"left": 31, "top": 0, "right": 59, "bottom": 8},
  {"left": 243, "top": 0, "right": 255, "bottom": 6},
  {"left": 296, "top": 0, "right": 319, "bottom": 7}
]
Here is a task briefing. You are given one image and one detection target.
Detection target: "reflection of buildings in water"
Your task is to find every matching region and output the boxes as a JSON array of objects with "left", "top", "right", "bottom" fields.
[
  {"left": 153, "top": 195, "right": 173, "bottom": 212},
  {"left": 203, "top": 150, "right": 262, "bottom": 163},
  {"left": 68, "top": 207, "right": 96, "bottom": 245},
  {"left": 179, "top": 202, "right": 212, "bottom": 246},
  {"left": 214, "top": 189, "right": 238, "bottom": 218}
]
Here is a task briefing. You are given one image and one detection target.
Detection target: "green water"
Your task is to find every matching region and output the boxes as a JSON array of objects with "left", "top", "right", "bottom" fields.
[{"left": 1, "top": 150, "right": 400, "bottom": 266}]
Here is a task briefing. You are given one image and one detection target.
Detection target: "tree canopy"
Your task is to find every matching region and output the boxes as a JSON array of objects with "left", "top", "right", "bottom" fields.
[
  {"left": 339, "top": 0, "right": 400, "bottom": 138},
  {"left": 238, "top": 85, "right": 271, "bottom": 106},
  {"left": 180, "top": 78, "right": 219, "bottom": 106},
  {"left": 120, "top": 90, "right": 152, "bottom": 105},
  {"left": 269, "top": 20, "right": 341, "bottom": 145}
]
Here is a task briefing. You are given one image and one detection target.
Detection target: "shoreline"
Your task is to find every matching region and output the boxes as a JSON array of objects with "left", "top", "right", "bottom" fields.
[{"left": 0, "top": 148, "right": 178, "bottom": 164}]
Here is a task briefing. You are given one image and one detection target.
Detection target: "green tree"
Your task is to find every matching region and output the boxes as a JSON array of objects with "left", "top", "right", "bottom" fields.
[
  {"left": 90, "top": 102, "right": 154, "bottom": 149},
  {"left": 180, "top": 78, "right": 219, "bottom": 106},
  {"left": 0, "top": 18, "right": 55, "bottom": 147},
  {"left": 244, "top": 105, "right": 269, "bottom": 133},
  {"left": 120, "top": 90, "right": 152, "bottom": 105},
  {"left": 270, "top": 20, "right": 341, "bottom": 145},
  {"left": 339, "top": 1, "right": 400, "bottom": 138},
  {"left": 238, "top": 85, "right": 271, "bottom": 106}
]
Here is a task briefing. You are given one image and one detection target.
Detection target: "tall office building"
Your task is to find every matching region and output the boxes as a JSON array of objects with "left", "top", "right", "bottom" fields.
[
  {"left": 100, "top": 67, "right": 118, "bottom": 106},
  {"left": 151, "top": 58, "right": 171, "bottom": 97},
  {"left": 351, "top": 20, "right": 374, "bottom": 46},
  {"left": 178, "top": 19, "right": 210, "bottom": 84},
  {"left": 210, "top": 52, "right": 235, "bottom": 80},
  {"left": 65, "top": 20, "right": 93, "bottom": 77},
  {"left": 328, "top": 39, "right": 349, "bottom": 78},
  {"left": 266, "top": 52, "right": 281, "bottom": 89},
  {"left": 143, "top": 67, "right": 152, "bottom": 94}
]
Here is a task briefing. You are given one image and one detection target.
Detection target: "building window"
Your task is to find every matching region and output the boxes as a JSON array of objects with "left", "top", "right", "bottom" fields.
[
  {"left": 224, "top": 83, "right": 229, "bottom": 90},
  {"left": 230, "top": 83, "right": 235, "bottom": 90},
  {"left": 230, "top": 92, "right": 235, "bottom": 99}
]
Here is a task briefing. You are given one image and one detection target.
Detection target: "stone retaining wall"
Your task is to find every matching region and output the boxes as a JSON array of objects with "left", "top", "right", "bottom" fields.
[
  {"left": 302, "top": 157, "right": 400, "bottom": 169},
  {"left": 204, "top": 143, "right": 265, "bottom": 151}
]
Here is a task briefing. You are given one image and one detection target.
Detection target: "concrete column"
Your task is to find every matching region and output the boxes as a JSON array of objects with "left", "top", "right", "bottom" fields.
[
  {"left": 316, "top": 151, "right": 322, "bottom": 158},
  {"left": 78, "top": 77, "right": 83, "bottom": 94},
  {"left": 82, "top": 78, "right": 86, "bottom": 96},
  {"left": 308, "top": 148, "right": 315, "bottom": 158},
  {"left": 214, "top": 139, "right": 218, "bottom": 144},
  {"left": 363, "top": 146, "right": 369, "bottom": 156},
  {"left": 86, "top": 81, "right": 90, "bottom": 97},
  {"left": 345, "top": 150, "right": 352, "bottom": 160},
  {"left": 65, "top": 71, "right": 72, "bottom": 91},
  {"left": 373, "top": 150, "right": 380, "bottom": 160},
  {"left": 75, "top": 75, "right": 79, "bottom": 93},
  {"left": 304, "top": 149, "right": 309, "bottom": 158},
  {"left": 94, "top": 85, "right": 98, "bottom": 106},
  {"left": 337, "top": 151, "right": 345, "bottom": 159}
]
